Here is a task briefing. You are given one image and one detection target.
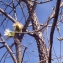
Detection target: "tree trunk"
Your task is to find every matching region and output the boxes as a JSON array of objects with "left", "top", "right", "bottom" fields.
[
  {"left": 31, "top": 12, "right": 48, "bottom": 63},
  {"left": 14, "top": 34, "right": 22, "bottom": 63}
]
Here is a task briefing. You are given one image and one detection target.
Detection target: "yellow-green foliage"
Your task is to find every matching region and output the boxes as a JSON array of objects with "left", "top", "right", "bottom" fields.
[
  {"left": 4, "top": 29, "right": 15, "bottom": 38},
  {"left": 13, "top": 22, "right": 23, "bottom": 32}
]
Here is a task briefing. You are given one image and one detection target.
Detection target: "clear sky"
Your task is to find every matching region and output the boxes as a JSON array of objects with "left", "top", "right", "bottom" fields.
[{"left": 0, "top": 0, "right": 63, "bottom": 63}]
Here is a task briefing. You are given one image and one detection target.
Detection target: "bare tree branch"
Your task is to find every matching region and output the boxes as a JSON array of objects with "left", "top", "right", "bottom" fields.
[
  {"left": 0, "top": 36, "right": 17, "bottom": 63},
  {"left": 19, "top": 0, "right": 38, "bottom": 40},
  {"left": 12, "top": 0, "right": 17, "bottom": 20},
  {"left": 21, "top": 47, "right": 27, "bottom": 63},
  {"left": 49, "top": 0, "right": 61, "bottom": 63},
  {"left": 0, "top": 0, "right": 63, "bottom": 63},
  {"left": 0, "top": 8, "right": 17, "bottom": 23}
]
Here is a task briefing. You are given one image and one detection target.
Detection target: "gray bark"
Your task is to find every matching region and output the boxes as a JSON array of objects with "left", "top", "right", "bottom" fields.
[
  {"left": 14, "top": 34, "right": 22, "bottom": 63},
  {"left": 31, "top": 12, "right": 48, "bottom": 63}
]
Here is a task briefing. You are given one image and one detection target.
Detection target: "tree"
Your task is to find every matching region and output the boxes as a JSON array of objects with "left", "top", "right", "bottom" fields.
[{"left": 0, "top": 0, "right": 62, "bottom": 63}]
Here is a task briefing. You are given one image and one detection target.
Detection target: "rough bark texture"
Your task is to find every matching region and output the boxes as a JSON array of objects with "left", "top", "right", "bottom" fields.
[
  {"left": 31, "top": 12, "right": 48, "bottom": 63},
  {"left": 0, "top": 0, "right": 56, "bottom": 63},
  {"left": 22, "top": 0, "right": 48, "bottom": 63},
  {"left": 14, "top": 34, "right": 22, "bottom": 63}
]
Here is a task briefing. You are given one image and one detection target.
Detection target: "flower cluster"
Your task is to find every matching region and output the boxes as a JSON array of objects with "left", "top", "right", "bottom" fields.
[
  {"left": 4, "top": 29, "right": 14, "bottom": 38},
  {"left": 13, "top": 22, "right": 23, "bottom": 32},
  {"left": 4, "top": 22, "right": 23, "bottom": 39}
]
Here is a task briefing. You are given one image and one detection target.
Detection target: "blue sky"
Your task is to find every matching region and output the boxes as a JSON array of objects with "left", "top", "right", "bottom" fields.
[{"left": 0, "top": 0, "right": 63, "bottom": 63}]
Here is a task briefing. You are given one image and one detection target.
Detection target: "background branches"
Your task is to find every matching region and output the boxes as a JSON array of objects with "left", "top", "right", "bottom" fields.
[{"left": 0, "top": 0, "right": 63, "bottom": 63}]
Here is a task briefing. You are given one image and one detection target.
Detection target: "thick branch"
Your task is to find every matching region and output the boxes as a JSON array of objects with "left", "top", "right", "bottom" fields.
[
  {"left": 49, "top": 0, "right": 61, "bottom": 63},
  {"left": 14, "top": 34, "right": 22, "bottom": 63},
  {"left": 19, "top": 0, "right": 37, "bottom": 40}
]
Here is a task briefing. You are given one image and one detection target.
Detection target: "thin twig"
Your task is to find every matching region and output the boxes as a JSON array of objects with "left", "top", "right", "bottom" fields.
[
  {"left": 12, "top": 0, "right": 17, "bottom": 20},
  {"left": 21, "top": 47, "right": 27, "bottom": 63},
  {"left": 0, "top": 35, "right": 17, "bottom": 63}
]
